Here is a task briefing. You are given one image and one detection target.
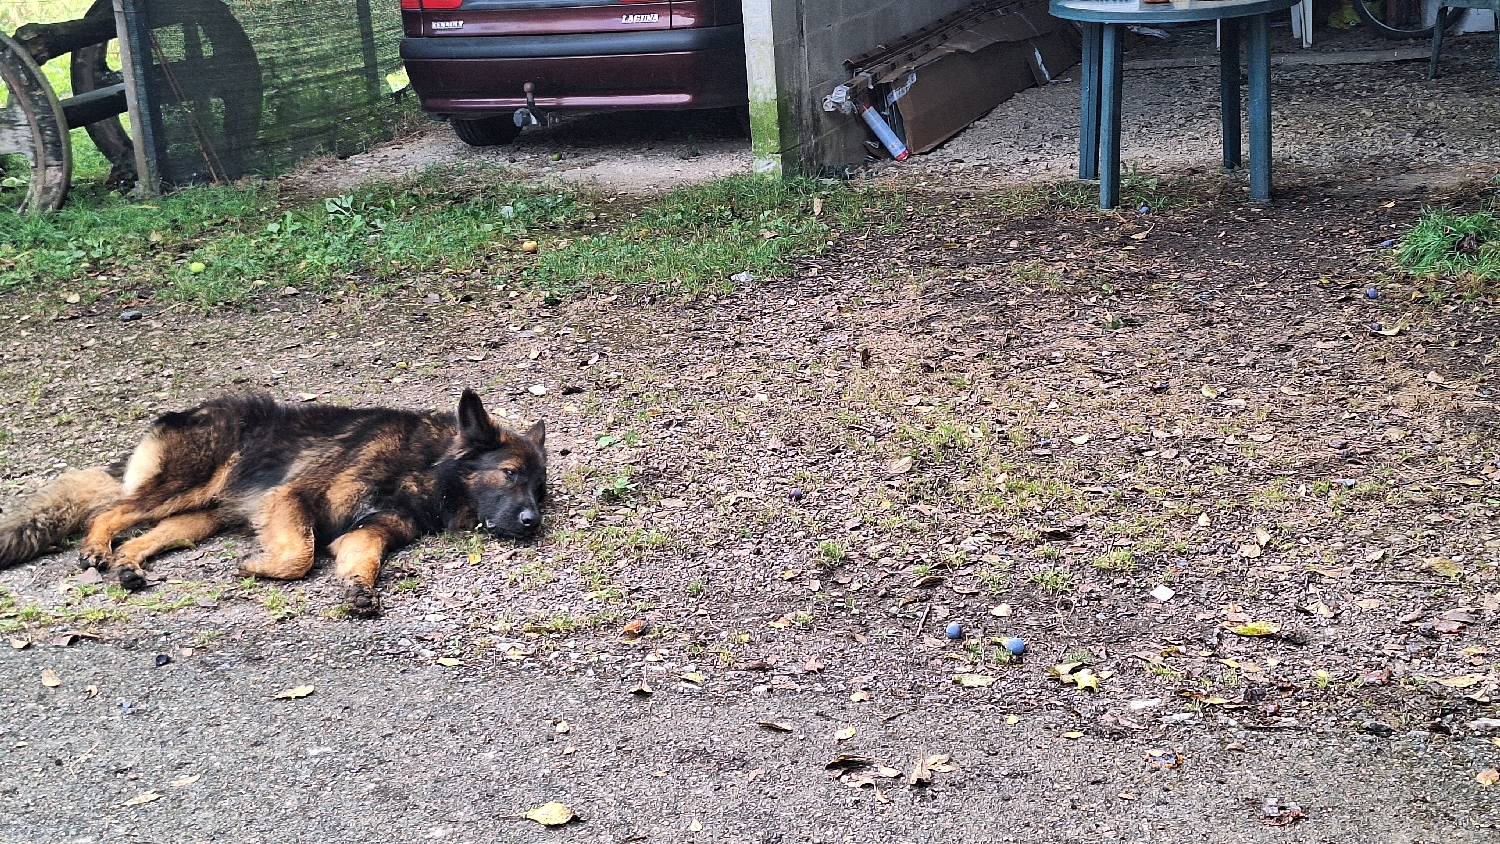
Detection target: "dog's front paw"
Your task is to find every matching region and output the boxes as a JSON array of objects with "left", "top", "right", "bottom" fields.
[
  {"left": 340, "top": 583, "right": 381, "bottom": 618},
  {"left": 116, "top": 566, "right": 150, "bottom": 592}
]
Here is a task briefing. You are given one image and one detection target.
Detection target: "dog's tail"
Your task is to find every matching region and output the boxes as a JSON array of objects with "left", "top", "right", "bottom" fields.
[{"left": 0, "top": 468, "right": 122, "bottom": 567}]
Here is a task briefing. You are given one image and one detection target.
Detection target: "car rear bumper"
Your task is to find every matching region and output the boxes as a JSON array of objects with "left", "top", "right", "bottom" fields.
[{"left": 402, "top": 24, "right": 747, "bottom": 117}]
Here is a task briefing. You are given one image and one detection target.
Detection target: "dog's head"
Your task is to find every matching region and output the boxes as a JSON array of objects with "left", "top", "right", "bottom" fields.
[{"left": 454, "top": 389, "right": 547, "bottom": 538}]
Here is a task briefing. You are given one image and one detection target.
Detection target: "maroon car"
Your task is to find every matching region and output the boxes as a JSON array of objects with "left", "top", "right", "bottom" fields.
[{"left": 399, "top": 0, "right": 749, "bottom": 146}]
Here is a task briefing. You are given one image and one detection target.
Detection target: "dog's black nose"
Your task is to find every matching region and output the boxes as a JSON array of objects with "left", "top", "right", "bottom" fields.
[{"left": 518, "top": 508, "right": 539, "bottom": 530}]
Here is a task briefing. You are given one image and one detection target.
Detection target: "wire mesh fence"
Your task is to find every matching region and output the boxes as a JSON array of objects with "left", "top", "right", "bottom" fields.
[{"left": 2, "top": 0, "right": 407, "bottom": 192}]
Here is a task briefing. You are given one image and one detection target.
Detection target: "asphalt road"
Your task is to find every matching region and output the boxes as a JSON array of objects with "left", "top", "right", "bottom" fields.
[{"left": 3, "top": 621, "right": 1496, "bottom": 844}]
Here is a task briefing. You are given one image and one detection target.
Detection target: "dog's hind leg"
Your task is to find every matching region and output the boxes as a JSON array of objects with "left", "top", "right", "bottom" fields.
[
  {"left": 78, "top": 433, "right": 234, "bottom": 572},
  {"left": 328, "top": 514, "right": 415, "bottom": 618},
  {"left": 109, "top": 509, "right": 225, "bottom": 591},
  {"left": 239, "top": 486, "right": 317, "bottom": 581}
]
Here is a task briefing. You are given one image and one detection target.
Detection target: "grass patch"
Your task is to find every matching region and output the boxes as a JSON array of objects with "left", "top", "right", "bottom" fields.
[
  {"left": 523, "top": 175, "right": 903, "bottom": 294},
  {"left": 1030, "top": 566, "right": 1074, "bottom": 594},
  {"left": 1, "top": 168, "right": 906, "bottom": 308},
  {"left": 1397, "top": 207, "right": 1500, "bottom": 285},
  {"left": 986, "top": 170, "right": 1221, "bottom": 217}
]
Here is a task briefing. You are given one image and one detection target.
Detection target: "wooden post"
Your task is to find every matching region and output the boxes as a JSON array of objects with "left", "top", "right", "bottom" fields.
[{"left": 113, "top": 0, "right": 158, "bottom": 195}]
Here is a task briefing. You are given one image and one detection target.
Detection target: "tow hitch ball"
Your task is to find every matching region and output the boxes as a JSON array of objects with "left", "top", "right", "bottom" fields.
[{"left": 514, "top": 82, "right": 541, "bottom": 127}]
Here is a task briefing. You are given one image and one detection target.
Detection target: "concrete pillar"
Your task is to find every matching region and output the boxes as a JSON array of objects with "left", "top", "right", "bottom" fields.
[
  {"left": 739, "top": 0, "right": 788, "bottom": 175},
  {"left": 741, "top": 0, "right": 972, "bottom": 176}
]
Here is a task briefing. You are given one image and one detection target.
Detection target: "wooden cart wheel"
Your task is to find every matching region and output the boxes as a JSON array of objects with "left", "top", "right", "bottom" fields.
[
  {"left": 70, "top": 0, "right": 134, "bottom": 180},
  {"left": 0, "top": 30, "right": 71, "bottom": 213},
  {"left": 143, "top": 0, "right": 264, "bottom": 182}
]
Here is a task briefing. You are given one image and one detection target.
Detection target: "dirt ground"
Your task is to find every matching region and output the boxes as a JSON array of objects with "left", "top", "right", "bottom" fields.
[{"left": 4, "top": 20, "right": 1500, "bottom": 844}]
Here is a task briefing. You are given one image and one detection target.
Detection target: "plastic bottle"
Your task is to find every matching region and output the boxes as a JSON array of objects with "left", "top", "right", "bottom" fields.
[{"left": 858, "top": 103, "right": 910, "bottom": 161}]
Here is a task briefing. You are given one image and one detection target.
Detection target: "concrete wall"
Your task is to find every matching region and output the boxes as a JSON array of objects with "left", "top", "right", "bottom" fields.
[{"left": 744, "top": 0, "right": 973, "bottom": 175}]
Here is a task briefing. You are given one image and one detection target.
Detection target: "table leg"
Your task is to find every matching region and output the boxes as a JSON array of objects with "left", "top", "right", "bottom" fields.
[
  {"left": 1079, "top": 22, "right": 1102, "bottom": 181},
  {"left": 1246, "top": 13, "right": 1271, "bottom": 202},
  {"left": 1099, "top": 23, "right": 1124, "bottom": 210},
  {"left": 1428, "top": 7, "right": 1448, "bottom": 80},
  {"left": 1219, "top": 18, "right": 1242, "bottom": 171}
]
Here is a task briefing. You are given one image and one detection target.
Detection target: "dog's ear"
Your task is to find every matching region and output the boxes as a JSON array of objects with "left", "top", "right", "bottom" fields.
[
  {"left": 524, "top": 420, "right": 545, "bottom": 449},
  {"left": 457, "top": 389, "right": 500, "bottom": 449}
]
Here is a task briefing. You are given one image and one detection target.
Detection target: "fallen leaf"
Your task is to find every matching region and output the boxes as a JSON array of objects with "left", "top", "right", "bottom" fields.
[
  {"left": 825, "top": 753, "right": 874, "bottom": 772},
  {"left": 630, "top": 680, "right": 653, "bottom": 696},
  {"left": 85, "top": 685, "right": 98, "bottom": 697},
  {"left": 887, "top": 456, "right": 914, "bottom": 475},
  {"left": 1073, "top": 668, "right": 1101, "bottom": 692},
  {"left": 908, "top": 753, "right": 932, "bottom": 785},
  {"left": 1197, "top": 513, "right": 1211, "bottom": 527},
  {"left": 169, "top": 774, "right": 201, "bottom": 787},
  {"left": 954, "top": 673, "right": 996, "bottom": 688},
  {"left": 1178, "top": 690, "right": 1233, "bottom": 705},
  {"left": 1299, "top": 600, "right": 1335, "bottom": 619},
  {"left": 1478, "top": 769, "right": 1499, "bottom": 788},
  {"left": 120, "top": 791, "right": 161, "bottom": 807},
  {"left": 689, "top": 817, "right": 704, "bottom": 832},
  {"left": 1230, "top": 621, "right": 1281, "bottom": 637},
  {"left": 834, "top": 726, "right": 857, "bottom": 741},
  {"left": 1239, "top": 543, "right": 1262, "bottom": 559},
  {"left": 1434, "top": 674, "right": 1485, "bottom": 689},
  {"left": 1353, "top": 598, "right": 1383, "bottom": 610},
  {"left": 524, "top": 802, "right": 576, "bottom": 826},
  {"left": 554, "top": 721, "right": 570, "bottom": 734},
  {"left": 1254, "top": 528, "right": 1272, "bottom": 547},
  {"left": 1069, "top": 434, "right": 1090, "bottom": 445},
  {"left": 1201, "top": 386, "right": 1222, "bottom": 399},
  {"left": 682, "top": 672, "right": 705, "bottom": 684},
  {"left": 849, "top": 690, "right": 871, "bottom": 702},
  {"left": 1425, "top": 371, "right": 1447, "bottom": 384},
  {"left": 1050, "top": 662, "right": 1085, "bottom": 681},
  {"left": 273, "top": 684, "right": 315, "bottom": 699},
  {"left": 990, "top": 603, "right": 1012, "bottom": 617},
  {"left": 9, "top": 637, "right": 28, "bottom": 650},
  {"left": 1426, "top": 557, "right": 1462, "bottom": 577},
  {"left": 1061, "top": 731, "right": 1085, "bottom": 740},
  {"left": 50, "top": 630, "right": 101, "bottom": 647},
  {"left": 436, "top": 657, "right": 463, "bottom": 667},
  {"left": 757, "top": 720, "right": 793, "bottom": 732},
  {"left": 41, "top": 668, "right": 61, "bottom": 688}
]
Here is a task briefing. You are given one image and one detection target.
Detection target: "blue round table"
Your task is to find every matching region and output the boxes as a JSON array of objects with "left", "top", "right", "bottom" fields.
[{"left": 1048, "top": 0, "right": 1300, "bottom": 209}]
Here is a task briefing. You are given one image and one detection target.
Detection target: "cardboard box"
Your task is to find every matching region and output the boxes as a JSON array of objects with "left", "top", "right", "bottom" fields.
[{"left": 846, "top": 1, "right": 1081, "bottom": 155}]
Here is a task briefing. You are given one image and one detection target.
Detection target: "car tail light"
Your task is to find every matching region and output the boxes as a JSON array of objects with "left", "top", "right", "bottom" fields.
[
  {"left": 400, "top": 0, "right": 462, "bottom": 8},
  {"left": 400, "top": 0, "right": 418, "bottom": 7}
]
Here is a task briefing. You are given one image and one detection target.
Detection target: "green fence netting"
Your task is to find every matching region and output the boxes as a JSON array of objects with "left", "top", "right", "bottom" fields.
[{"left": 125, "top": 0, "right": 405, "bottom": 185}]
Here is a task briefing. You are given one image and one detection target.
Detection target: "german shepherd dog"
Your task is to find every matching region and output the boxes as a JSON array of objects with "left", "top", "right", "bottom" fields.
[{"left": 0, "top": 390, "right": 545, "bottom": 616}]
